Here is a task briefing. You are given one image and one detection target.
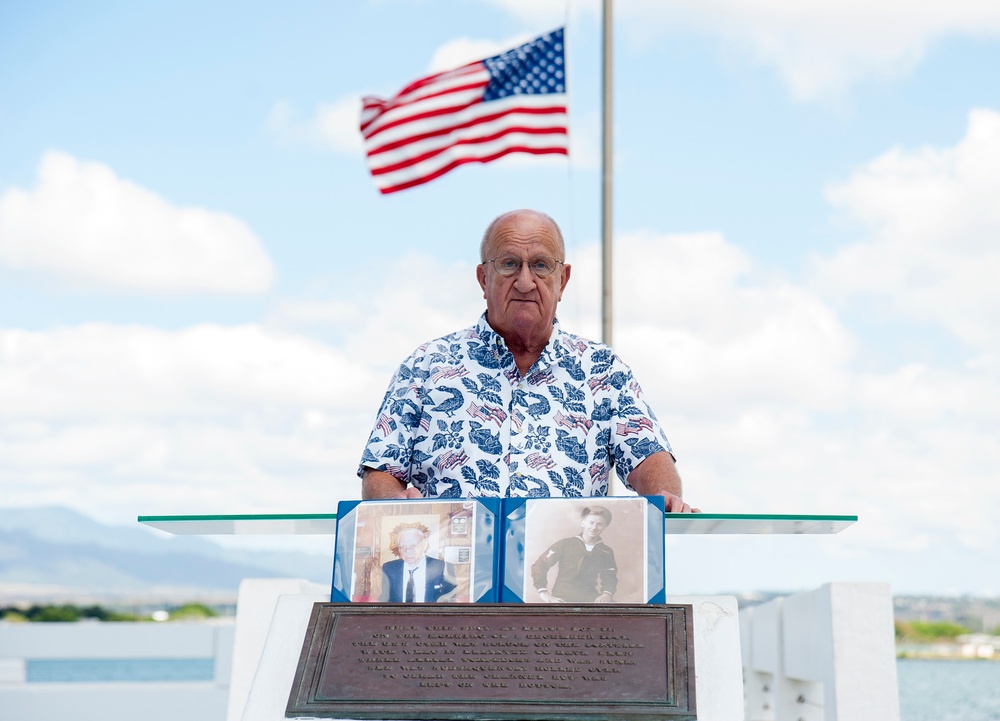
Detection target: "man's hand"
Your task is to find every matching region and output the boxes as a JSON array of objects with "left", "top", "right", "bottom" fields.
[
  {"left": 537, "top": 589, "right": 564, "bottom": 603},
  {"left": 627, "top": 451, "right": 701, "bottom": 513},
  {"left": 662, "top": 492, "right": 699, "bottom": 514},
  {"left": 594, "top": 591, "right": 614, "bottom": 603},
  {"left": 361, "top": 469, "right": 423, "bottom": 500}
]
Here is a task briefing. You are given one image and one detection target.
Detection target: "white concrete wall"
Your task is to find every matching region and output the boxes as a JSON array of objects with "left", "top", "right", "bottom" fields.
[
  {"left": 740, "top": 583, "right": 900, "bottom": 721},
  {"left": 0, "top": 620, "right": 235, "bottom": 721},
  {"left": 226, "top": 579, "right": 329, "bottom": 721},
  {"left": 234, "top": 584, "right": 746, "bottom": 721}
]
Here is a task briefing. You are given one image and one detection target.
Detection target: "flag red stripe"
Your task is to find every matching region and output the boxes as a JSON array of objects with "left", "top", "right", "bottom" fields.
[
  {"left": 360, "top": 77, "right": 489, "bottom": 136},
  {"left": 379, "top": 146, "right": 568, "bottom": 195},
  {"left": 363, "top": 93, "right": 486, "bottom": 141},
  {"left": 366, "top": 105, "right": 568, "bottom": 157},
  {"left": 379, "top": 61, "right": 482, "bottom": 107},
  {"left": 370, "top": 125, "right": 569, "bottom": 176}
]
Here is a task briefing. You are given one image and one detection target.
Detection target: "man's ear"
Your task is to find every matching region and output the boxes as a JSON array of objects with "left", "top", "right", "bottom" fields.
[
  {"left": 558, "top": 263, "right": 572, "bottom": 300},
  {"left": 477, "top": 264, "right": 487, "bottom": 298}
]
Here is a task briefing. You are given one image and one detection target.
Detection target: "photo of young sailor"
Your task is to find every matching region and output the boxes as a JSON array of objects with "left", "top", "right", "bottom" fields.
[{"left": 525, "top": 498, "right": 648, "bottom": 603}]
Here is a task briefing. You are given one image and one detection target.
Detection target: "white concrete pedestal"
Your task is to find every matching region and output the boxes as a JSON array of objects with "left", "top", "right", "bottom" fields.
[{"left": 231, "top": 582, "right": 745, "bottom": 721}]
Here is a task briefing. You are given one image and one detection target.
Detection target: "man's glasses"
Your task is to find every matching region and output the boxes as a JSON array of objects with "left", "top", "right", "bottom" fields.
[{"left": 482, "top": 255, "right": 564, "bottom": 278}]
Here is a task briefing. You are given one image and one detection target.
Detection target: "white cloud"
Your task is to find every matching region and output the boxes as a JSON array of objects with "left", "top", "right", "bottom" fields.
[
  {"left": 560, "top": 228, "right": 999, "bottom": 553},
  {"left": 426, "top": 34, "right": 536, "bottom": 73},
  {"left": 629, "top": 0, "right": 1000, "bottom": 100},
  {"left": 0, "top": 323, "right": 379, "bottom": 420},
  {"left": 816, "top": 108, "right": 1000, "bottom": 350},
  {"left": 0, "top": 256, "right": 484, "bottom": 528},
  {"left": 564, "top": 230, "right": 855, "bottom": 412},
  {"left": 267, "top": 97, "right": 365, "bottom": 154},
  {"left": 3, "top": 226, "right": 998, "bottom": 570},
  {"left": 479, "top": 0, "right": 576, "bottom": 26},
  {"left": 484, "top": 0, "right": 1000, "bottom": 99},
  {"left": 0, "top": 322, "right": 384, "bottom": 530},
  {"left": 0, "top": 152, "right": 274, "bottom": 294}
]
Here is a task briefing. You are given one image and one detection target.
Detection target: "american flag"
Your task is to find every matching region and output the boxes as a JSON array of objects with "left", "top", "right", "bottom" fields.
[
  {"left": 616, "top": 417, "right": 655, "bottom": 436},
  {"left": 376, "top": 413, "right": 397, "bottom": 436},
  {"left": 360, "top": 28, "right": 568, "bottom": 194}
]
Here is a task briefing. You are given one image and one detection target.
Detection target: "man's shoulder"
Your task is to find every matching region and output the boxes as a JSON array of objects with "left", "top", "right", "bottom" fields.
[
  {"left": 552, "top": 535, "right": 583, "bottom": 550},
  {"left": 553, "top": 325, "right": 617, "bottom": 360},
  {"left": 402, "top": 321, "right": 482, "bottom": 363},
  {"left": 383, "top": 558, "right": 403, "bottom": 569}
]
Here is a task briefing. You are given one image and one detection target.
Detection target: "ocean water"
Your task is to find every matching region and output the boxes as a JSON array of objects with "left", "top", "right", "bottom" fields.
[
  {"left": 22, "top": 655, "right": 1000, "bottom": 721},
  {"left": 898, "top": 658, "right": 1000, "bottom": 721},
  {"left": 26, "top": 658, "right": 214, "bottom": 683}
]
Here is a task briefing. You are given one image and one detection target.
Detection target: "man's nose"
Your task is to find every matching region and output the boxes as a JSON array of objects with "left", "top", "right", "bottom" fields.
[{"left": 513, "top": 262, "right": 536, "bottom": 291}]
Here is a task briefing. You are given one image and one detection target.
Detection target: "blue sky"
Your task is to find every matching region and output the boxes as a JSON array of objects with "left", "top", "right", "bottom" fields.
[{"left": 2, "top": 0, "right": 999, "bottom": 596}]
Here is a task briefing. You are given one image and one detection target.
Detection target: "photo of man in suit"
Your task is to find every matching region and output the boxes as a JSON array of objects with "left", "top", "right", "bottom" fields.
[{"left": 379, "top": 523, "right": 457, "bottom": 603}]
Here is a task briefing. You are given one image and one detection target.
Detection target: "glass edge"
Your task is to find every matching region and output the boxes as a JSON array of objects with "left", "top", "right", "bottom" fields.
[
  {"left": 138, "top": 512, "right": 854, "bottom": 523},
  {"left": 662, "top": 513, "right": 858, "bottom": 521},
  {"left": 138, "top": 513, "right": 339, "bottom": 522}
]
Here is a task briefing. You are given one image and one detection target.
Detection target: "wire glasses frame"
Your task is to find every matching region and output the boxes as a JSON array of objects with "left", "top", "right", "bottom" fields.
[{"left": 482, "top": 255, "right": 565, "bottom": 277}]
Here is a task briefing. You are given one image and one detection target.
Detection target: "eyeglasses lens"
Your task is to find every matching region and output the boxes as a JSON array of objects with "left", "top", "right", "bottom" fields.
[{"left": 492, "top": 256, "right": 559, "bottom": 277}]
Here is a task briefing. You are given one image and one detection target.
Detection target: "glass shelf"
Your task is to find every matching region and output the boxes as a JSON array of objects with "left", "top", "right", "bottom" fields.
[
  {"left": 663, "top": 513, "right": 856, "bottom": 534},
  {"left": 138, "top": 513, "right": 339, "bottom": 535},
  {"left": 139, "top": 512, "right": 856, "bottom": 536}
]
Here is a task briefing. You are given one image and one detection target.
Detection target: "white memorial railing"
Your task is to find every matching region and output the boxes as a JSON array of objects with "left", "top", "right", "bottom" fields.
[
  {"left": 740, "top": 583, "right": 900, "bottom": 721},
  {"left": 0, "top": 619, "right": 234, "bottom": 721}
]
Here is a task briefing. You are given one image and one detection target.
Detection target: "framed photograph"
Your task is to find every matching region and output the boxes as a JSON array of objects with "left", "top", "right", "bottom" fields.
[
  {"left": 501, "top": 496, "right": 665, "bottom": 604},
  {"left": 331, "top": 498, "right": 499, "bottom": 603}
]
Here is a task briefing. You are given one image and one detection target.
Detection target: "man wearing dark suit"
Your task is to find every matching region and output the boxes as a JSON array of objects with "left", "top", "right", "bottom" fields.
[{"left": 379, "top": 524, "right": 456, "bottom": 603}]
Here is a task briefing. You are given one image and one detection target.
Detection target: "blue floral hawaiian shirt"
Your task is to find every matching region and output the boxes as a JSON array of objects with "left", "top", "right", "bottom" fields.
[{"left": 358, "top": 314, "right": 673, "bottom": 498}]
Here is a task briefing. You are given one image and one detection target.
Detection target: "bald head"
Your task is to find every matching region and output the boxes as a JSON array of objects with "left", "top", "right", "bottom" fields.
[{"left": 480, "top": 209, "right": 566, "bottom": 262}]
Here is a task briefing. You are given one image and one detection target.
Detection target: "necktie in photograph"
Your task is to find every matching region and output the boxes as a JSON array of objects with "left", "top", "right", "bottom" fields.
[{"left": 405, "top": 569, "right": 415, "bottom": 602}]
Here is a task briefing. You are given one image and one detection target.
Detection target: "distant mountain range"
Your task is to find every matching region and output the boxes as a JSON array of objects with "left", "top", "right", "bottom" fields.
[{"left": 0, "top": 506, "right": 332, "bottom": 602}]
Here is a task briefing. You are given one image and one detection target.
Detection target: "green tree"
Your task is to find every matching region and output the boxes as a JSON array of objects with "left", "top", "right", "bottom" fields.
[
  {"left": 899, "top": 620, "right": 970, "bottom": 641},
  {"left": 169, "top": 603, "right": 218, "bottom": 620},
  {"left": 32, "top": 605, "right": 81, "bottom": 622}
]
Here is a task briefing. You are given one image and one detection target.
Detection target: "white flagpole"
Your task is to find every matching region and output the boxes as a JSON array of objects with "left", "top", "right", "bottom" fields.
[
  {"left": 601, "top": 0, "right": 613, "bottom": 348},
  {"left": 602, "top": 1, "right": 626, "bottom": 496}
]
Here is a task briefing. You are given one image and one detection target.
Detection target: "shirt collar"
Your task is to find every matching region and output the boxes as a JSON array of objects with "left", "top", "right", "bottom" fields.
[{"left": 476, "top": 313, "right": 562, "bottom": 373}]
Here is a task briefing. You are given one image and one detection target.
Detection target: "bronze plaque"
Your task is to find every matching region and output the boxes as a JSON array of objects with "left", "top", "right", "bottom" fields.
[{"left": 286, "top": 603, "right": 695, "bottom": 720}]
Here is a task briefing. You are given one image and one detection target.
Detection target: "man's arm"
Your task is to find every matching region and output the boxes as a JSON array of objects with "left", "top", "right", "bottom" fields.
[
  {"left": 531, "top": 544, "right": 564, "bottom": 602},
  {"left": 378, "top": 568, "right": 393, "bottom": 602},
  {"left": 626, "top": 451, "right": 699, "bottom": 513},
  {"left": 595, "top": 547, "right": 617, "bottom": 603},
  {"left": 361, "top": 468, "right": 423, "bottom": 500}
]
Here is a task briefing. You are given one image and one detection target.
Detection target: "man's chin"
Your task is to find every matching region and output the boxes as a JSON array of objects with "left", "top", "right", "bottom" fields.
[{"left": 504, "top": 309, "right": 549, "bottom": 331}]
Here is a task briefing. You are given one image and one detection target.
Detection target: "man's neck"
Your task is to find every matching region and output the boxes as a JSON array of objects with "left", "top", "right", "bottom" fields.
[
  {"left": 497, "top": 326, "right": 553, "bottom": 376},
  {"left": 512, "top": 349, "right": 543, "bottom": 376}
]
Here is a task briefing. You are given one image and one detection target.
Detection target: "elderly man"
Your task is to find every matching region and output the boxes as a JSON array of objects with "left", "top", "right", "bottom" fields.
[
  {"left": 379, "top": 524, "right": 456, "bottom": 603},
  {"left": 359, "top": 209, "right": 695, "bottom": 512}
]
